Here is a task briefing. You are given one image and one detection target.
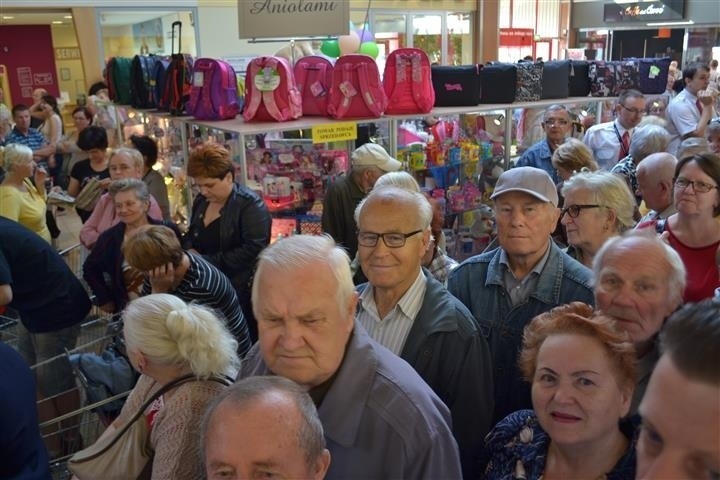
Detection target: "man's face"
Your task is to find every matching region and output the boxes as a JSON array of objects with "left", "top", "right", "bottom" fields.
[
  {"left": 686, "top": 69, "right": 710, "bottom": 94},
  {"left": 205, "top": 396, "right": 329, "bottom": 480},
  {"left": 594, "top": 238, "right": 678, "bottom": 347},
  {"left": 494, "top": 192, "right": 559, "bottom": 264},
  {"left": 636, "top": 168, "right": 670, "bottom": 213},
  {"left": 357, "top": 193, "right": 429, "bottom": 296},
  {"left": 615, "top": 96, "right": 647, "bottom": 130},
  {"left": 13, "top": 109, "right": 31, "bottom": 133},
  {"left": 255, "top": 263, "right": 355, "bottom": 389},
  {"left": 636, "top": 355, "right": 720, "bottom": 479},
  {"left": 542, "top": 109, "right": 572, "bottom": 146}
]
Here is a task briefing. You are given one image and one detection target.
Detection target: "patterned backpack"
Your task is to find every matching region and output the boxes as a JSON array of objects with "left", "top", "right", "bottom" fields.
[
  {"left": 243, "top": 56, "right": 302, "bottom": 122},
  {"left": 383, "top": 48, "right": 435, "bottom": 115}
]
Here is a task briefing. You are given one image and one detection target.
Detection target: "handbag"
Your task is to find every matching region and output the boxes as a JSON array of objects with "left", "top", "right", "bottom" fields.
[
  {"left": 74, "top": 177, "right": 104, "bottom": 211},
  {"left": 68, "top": 373, "right": 232, "bottom": 480}
]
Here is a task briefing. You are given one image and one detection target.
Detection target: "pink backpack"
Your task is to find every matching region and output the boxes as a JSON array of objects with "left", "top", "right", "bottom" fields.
[
  {"left": 243, "top": 56, "right": 302, "bottom": 122},
  {"left": 383, "top": 48, "right": 435, "bottom": 115},
  {"left": 327, "top": 54, "right": 387, "bottom": 119},
  {"left": 187, "top": 58, "right": 241, "bottom": 120},
  {"left": 294, "top": 56, "right": 334, "bottom": 116}
]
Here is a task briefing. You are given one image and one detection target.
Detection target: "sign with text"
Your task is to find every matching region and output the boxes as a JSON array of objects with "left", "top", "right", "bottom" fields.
[
  {"left": 238, "top": 0, "right": 350, "bottom": 39},
  {"left": 312, "top": 121, "right": 357, "bottom": 143},
  {"left": 499, "top": 28, "right": 534, "bottom": 48},
  {"left": 603, "top": 0, "right": 685, "bottom": 23}
]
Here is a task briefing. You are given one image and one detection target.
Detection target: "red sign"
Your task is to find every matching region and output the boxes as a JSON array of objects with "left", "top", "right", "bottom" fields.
[
  {"left": 0, "top": 25, "right": 59, "bottom": 105},
  {"left": 499, "top": 28, "right": 534, "bottom": 48}
]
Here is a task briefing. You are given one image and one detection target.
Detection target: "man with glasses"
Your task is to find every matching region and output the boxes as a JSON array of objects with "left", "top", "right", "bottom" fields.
[
  {"left": 515, "top": 104, "right": 572, "bottom": 183},
  {"left": 583, "top": 89, "right": 646, "bottom": 170},
  {"left": 354, "top": 186, "right": 493, "bottom": 479},
  {"left": 666, "top": 62, "right": 718, "bottom": 156},
  {"left": 448, "top": 166, "right": 594, "bottom": 425}
]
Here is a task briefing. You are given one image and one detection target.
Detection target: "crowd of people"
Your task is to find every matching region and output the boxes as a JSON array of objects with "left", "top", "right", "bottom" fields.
[{"left": 0, "top": 60, "right": 718, "bottom": 480}]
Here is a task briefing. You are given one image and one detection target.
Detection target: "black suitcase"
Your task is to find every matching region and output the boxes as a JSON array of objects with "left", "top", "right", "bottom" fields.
[
  {"left": 568, "top": 60, "right": 591, "bottom": 97},
  {"left": 541, "top": 60, "right": 570, "bottom": 99},
  {"left": 624, "top": 57, "right": 670, "bottom": 94},
  {"left": 430, "top": 64, "right": 482, "bottom": 107},
  {"left": 480, "top": 63, "right": 517, "bottom": 103}
]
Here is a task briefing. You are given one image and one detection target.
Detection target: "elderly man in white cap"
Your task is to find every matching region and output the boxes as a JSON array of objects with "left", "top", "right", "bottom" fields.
[
  {"left": 322, "top": 143, "right": 401, "bottom": 262},
  {"left": 448, "top": 166, "right": 595, "bottom": 424}
]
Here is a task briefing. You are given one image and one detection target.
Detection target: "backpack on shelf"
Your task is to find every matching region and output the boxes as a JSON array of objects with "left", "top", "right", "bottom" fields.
[
  {"left": 383, "top": 48, "right": 435, "bottom": 115},
  {"left": 541, "top": 60, "right": 570, "bottom": 99},
  {"left": 243, "top": 56, "right": 302, "bottom": 122},
  {"left": 327, "top": 54, "right": 387, "bottom": 120},
  {"left": 151, "top": 57, "right": 171, "bottom": 110},
  {"left": 130, "top": 54, "right": 156, "bottom": 109},
  {"left": 624, "top": 57, "right": 670, "bottom": 94},
  {"left": 105, "top": 57, "right": 132, "bottom": 105},
  {"left": 161, "top": 21, "right": 194, "bottom": 115},
  {"left": 480, "top": 62, "right": 517, "bottom": 103},
  {"left": 294, "top": 56, "right": 334, "bottom": 116},
  {"left": 187, "top": 58, "right": 241, "bottom": 121}
]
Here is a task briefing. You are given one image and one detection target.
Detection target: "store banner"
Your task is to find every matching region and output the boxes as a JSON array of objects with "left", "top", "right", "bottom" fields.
[
  {"left": 603, "top": 0, "right": 685, "bottom": 23},
  {"left": 499, "top": 28, "right": 534, "bottom": 48},
  {"left": 238, "top": 0, "right": 350, "bottom": 39},
  {"left": 0, "top": 25, "right": 59, "bottom": 104}
]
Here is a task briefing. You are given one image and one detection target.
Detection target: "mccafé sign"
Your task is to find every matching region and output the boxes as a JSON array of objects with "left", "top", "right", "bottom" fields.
[
  {"left": 603, "top": 0, "right": 685, "bottom": 23},
  {"left": 238, "top": 0, "right": 350, "bottom": 39}
]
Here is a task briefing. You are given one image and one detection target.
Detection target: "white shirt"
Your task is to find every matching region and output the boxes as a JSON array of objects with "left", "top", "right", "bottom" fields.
[
  {"left": 357, "top": 270, "right": 427, "bottom": 355},
  {"left": 666, "top": 88, "right": 713, "bottom": 156},
  {"left": 583, "top": 119, "right": 632, "bottom": 171}
]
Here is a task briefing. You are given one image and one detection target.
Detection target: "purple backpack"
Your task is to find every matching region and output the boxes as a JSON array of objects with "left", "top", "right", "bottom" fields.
[
  {"left": 294, "top": 56, "right": 334, "bottom": 116},
  {"left": 187, "top": 58, "right": 241, "bottom": 121}
]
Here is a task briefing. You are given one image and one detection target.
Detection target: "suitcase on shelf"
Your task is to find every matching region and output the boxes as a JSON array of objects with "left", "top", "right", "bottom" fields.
[
  {"left": 384, "top": 48, "right": 435, "bottom": 114},
  {"left": 430, "top": 64, "right": 481, "bottom": 107},
  {"left": 160, "top": 21, "right": 194, "bottom": 115},
  {"left": 515, "top": 62, "right": 543, "bottom": 102},
  {"left": 541, "top": 60, "right": 570, "bottom": 99},
  {"left": 568, "top": 60, "right": 591, "bottom": 97},
  {"left": 624, "top": 57, "right": 670, "bottom": 94},
  {"left": 480, "top": 63, "right": 517, "bottom": 103}
]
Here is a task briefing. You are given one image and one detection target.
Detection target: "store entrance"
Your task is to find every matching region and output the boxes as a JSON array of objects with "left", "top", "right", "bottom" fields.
[{"left": 611, "top": 28, "right": 683, "bottom": 62}]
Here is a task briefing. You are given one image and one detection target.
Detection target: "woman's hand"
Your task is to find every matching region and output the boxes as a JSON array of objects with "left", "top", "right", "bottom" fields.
[
  {"left": 149, "top": 263, "right": 175, "bottom": 293},
  {"left": 99, "top": 178, "right": 112, "bottom": 190},
  {"left": 99, "top": 302, "right": 115, "bottom": 313},
  {"left": 34, "top": 166, "right": 48, "bottom": 191}
]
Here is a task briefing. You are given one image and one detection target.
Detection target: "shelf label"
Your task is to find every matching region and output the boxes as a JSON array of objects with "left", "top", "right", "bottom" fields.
[{"left": 312, "top": 122, "right": 357, "bottom": 143}]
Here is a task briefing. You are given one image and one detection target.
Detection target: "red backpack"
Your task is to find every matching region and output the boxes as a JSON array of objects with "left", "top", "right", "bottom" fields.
[
  {"left": 383, "top": 48, "right": 435, "bottom": 115},
  {"left": 243, "top": 56, "right": 302, "bottom": 122},
  {"left": 187, "top": 58, "right": 240, "bottom": 121},
  {"left": 327, "top": 54, "right": 387, "bottom": 119},
  {"left": 294, "top": 56, "right": 334, "bottom": 116}
]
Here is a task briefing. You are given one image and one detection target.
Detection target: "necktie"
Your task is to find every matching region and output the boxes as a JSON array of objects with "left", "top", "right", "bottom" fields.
[
  {"left": 619, "top": 131, "right": 630, "bottom": 160},
  {"left": 696, "top": 99, "right": 703, "bottom": 114}
]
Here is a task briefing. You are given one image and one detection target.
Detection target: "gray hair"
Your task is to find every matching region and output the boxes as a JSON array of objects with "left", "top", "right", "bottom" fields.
[
  {"left": 562, "top": 170, "right": 636, "bottom": 232},
  {"left": 110, "top": 146, "right": 144, "bottom": 170},
  {"left": 0, "top": 143, "right": 33, "bottom": 171},
  {"left": 677, "top": 137, "right": 710, "bottom": 159},
  {"left": 542, "top": 104, "right": 570, "bottom": 122},
  {"left": 123, "top": 294, "right": 240, "bottom": 378},
  {"left": 629, "top": 124, "right": 671, "bottom": 163},
  {"left": 109, "top": 178, "right": 150, "bottom": 203},
  {"left": 252, "top": 234, "right": 354, "bottom": 310},
  {"left": 592, "top": 230, "right": 687, "bottom": 308},
  {"left": 354, "top": 185, "right": 434, "bottom": 230},
  {"left": 373, "top": 171, "right": 421, "bottom": 192},
  {"left": 200, "top": 376, "right": 326, "bottom": 469}
]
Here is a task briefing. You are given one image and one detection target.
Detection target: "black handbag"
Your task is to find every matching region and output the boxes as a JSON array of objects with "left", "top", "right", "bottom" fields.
[
  {"left": 430, "top": 64, "right": 482, "bottom": 106},
  {"left": 569, "top": 60, "right": 591, "bottom": 97},
  {"left": 541, "top": 60, "right": 570, "bottom": 99},
  {"left": 480, "top": 63, "right": 517, "bottom": 103}
]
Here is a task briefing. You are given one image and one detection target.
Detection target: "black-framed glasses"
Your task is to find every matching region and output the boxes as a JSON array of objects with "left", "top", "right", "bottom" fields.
[
  {"left": 619, "top": 103, "right": 645, "bottom": 116},
  {"left": 561, "top": 204, "right": 603, "bottom": 218},
  {"left": 358, "top": 230, "right": 422, "bottom": 248},
  {"left": 674, "top": 178, "right": 719, "bottom": 193}
]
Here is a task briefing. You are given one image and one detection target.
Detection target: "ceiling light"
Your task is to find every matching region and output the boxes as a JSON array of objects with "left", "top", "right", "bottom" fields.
[
  {"left": 52, "top": 21, "right": 62, "bottom": 24},
  {"left": 2, "top": 16, "right": 15, "bottom": 20},
  {"left": 64, "top": 15, "right": 73, "bottom": 19},
  {"left": 646, "top": 20, "right": 694, "bottom": 26}
]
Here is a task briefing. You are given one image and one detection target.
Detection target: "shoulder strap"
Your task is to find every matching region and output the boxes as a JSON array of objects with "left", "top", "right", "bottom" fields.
[
  {"left": 262, "top": 57, "right": 285, "bottom": 121},
  {"left": 243, "top": 61, "right": 264, "bottom": 120},
  {"left": 355, "top": 62, "right": 383, "bottom": 117},
  {"left": 78, "top": 374, "right": 230, "bottom": 461}
]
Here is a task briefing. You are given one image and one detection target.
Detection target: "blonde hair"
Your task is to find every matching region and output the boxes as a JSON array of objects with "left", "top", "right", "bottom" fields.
[
  {"left": 551, "top": 138, "right": 598, "bottom": 174},
  {"left": 0, "top": 144, "right": 33, "bottom": 171},
  {"left": 110, "top": 147, "right": 144, "bottom": 170},
  {"left": 123, "top": 294, "right": 239, "bottom": 378},
  {"left": 373, "top": 171, "right": 421, "bottom": 192},
  {"left": 562, "top": 170, "right": 636, "bottom": 232}
]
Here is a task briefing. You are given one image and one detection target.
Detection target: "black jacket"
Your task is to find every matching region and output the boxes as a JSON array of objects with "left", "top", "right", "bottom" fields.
[{"left": 183, "top": 183, "right": 271, "bottom": 294}]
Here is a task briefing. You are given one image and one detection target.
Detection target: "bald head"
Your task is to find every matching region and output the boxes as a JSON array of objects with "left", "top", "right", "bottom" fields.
[{"left": 636, "top": 153, "right": 677, "bottom": 212}]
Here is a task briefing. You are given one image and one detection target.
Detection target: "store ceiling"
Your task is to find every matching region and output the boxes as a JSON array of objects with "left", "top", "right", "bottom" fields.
[{"left": 0, "top": 9, "right": 170, "bottom": 27}]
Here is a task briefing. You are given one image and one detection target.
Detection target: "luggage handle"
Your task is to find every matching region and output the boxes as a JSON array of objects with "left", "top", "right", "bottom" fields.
[{"left": 171, "top": 21, "right": 182, "bottom": 56}]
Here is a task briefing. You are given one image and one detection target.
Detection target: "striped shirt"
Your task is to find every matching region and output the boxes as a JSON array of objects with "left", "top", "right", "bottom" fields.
[
  {"left": 357, "top": 270, "right": 427, "bottom": 355},
  {"left": 142, "top": 252, "right": 251, "bottom": 358},
  {"left": 6, "top": 127, "right": 48, "bottom": 152}
]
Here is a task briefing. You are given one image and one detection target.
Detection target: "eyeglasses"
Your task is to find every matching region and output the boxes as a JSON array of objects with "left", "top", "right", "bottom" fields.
[
  {"left": 358, "top": 230, "right": 422, "bottom": 248},
  {"left": 619, "top": 104, "right": 645, "bottom": 116},
  {"left": 674, "top": 178, "right": 718, "bottom": 193},
  {"left": 561, "top": 204, "right": 603, "bottom": 218},
  {"left": 543, "top": 118, "right": 570, "bottom": 127}
]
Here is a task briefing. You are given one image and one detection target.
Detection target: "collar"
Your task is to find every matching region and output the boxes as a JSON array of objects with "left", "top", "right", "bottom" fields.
[
  {"left": 498, "top": 241, "right": 552, "bottom": 281},
  {"left": 613, "top": 119, "right": 631, "bottom": 137},
  {"left": 358, "top": 270, "right": 426, "bottom": 321}
]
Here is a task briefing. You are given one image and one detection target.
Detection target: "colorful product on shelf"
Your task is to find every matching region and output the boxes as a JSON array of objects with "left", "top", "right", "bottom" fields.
[
  {"left": 243, "top": 56, "right": 302, "bottom": 122},
  {"left": 383, "top": 48, "right": 435, "bottom": 115},
  {"left": 294, "top": 55, "right": 334, "bottom": 116},
  {"left": 187, "top": 58, "right": 241, "bottom": 120},
  {"left": 327, "top": 54, "right": 387, "bottom": 119}
]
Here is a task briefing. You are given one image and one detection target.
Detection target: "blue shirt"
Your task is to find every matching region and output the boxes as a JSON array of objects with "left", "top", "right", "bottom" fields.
[
  {"left": 485, "top": 410, "right": 638, "bottom": 480},
  {"left": 5, "top": 126, "right": 48, "bottom": 152},
  {"left": 514, "top": 139, "right": 561, "bottom": 184}
]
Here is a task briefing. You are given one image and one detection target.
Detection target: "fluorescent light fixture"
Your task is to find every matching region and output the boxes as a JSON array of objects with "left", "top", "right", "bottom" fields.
[
  {"left": 52, "top": 21, "right": 62, "bottom": 24},
  {"left": 64, "top": 15, "right": 73, "bottom": 19},
  {"left": 2, "top": 16, "right": 15, "bottom": 20},
  {"left": 646, "top": 20, "right": 694, "bottom": 26},
  {"left": 596, "top": 29, "right": 609, "bottom": 35}
]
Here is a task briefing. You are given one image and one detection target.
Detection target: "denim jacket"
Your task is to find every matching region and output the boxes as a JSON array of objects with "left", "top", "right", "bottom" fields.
[{"left": 447, "top": 241, "right": 594, "bottom": 424}]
